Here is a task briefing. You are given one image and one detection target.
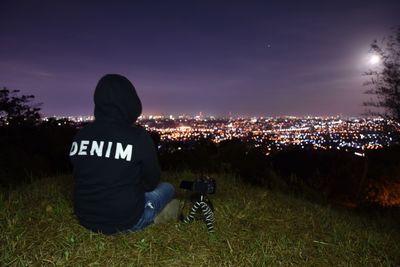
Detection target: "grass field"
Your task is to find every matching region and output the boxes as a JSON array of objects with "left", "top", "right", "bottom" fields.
[{"left": 1, "top": 172, "right": 399, "bottom": 266}]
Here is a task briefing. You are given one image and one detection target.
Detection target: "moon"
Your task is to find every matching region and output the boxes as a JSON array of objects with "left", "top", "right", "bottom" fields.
[{"left": 369, "top": 54, "right": 380, "bottom": 65}]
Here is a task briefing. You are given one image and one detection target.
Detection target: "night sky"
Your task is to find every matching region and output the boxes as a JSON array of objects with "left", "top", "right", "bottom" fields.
[{"left": 1, "top": 1, "right": 399, "bottom": 117}]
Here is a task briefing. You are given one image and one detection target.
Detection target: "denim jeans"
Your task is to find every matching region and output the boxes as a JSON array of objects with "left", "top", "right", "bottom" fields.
[{"left": 128, "top": 182, "right": 175, "bottom": 231}]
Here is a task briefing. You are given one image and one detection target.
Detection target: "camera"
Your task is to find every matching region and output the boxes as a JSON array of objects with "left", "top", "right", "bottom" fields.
[{"left": 179, "top": 175, "right": 216, "bottom": 195}]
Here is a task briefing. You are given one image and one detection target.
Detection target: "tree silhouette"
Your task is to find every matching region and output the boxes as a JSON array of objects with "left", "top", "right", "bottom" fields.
[
  {"left": 0, "top": 87, "right": 42, "bottom": 126},
  {"left": 363, "top": 26, "right": 400, "bottom": 122}
]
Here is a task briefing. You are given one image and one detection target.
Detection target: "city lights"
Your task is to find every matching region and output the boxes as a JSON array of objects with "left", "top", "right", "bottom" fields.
[{"left": 55, "top": 115, "right": 399, "bottom": 153}]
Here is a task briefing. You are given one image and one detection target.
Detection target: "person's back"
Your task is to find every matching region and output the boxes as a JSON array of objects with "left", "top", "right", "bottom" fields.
[{"left": 70, "top": 74, "right": 165, "bottom": 234}]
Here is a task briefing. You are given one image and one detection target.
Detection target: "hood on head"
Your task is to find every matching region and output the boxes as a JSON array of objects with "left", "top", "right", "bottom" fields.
[{"left": 94, "top": 74, "right": 142, "bottom": 124}]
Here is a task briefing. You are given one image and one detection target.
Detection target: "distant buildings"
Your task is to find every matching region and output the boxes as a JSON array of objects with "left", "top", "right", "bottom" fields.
[
  {"left": 139, "top": 116, "right": 399, "bottom": 156},
  {"left": 48, "top": 115, "right": 400, "bottom": 155}
]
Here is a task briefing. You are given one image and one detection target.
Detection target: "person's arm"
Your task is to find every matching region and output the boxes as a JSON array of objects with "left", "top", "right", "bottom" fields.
[{"left": 140, "top": 131, "right": 161, "bottom": 192}]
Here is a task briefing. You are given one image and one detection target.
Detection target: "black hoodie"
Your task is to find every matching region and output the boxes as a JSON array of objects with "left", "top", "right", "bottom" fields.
[{"left": 70, "top": 74, "right": 160, "bottom": 234}]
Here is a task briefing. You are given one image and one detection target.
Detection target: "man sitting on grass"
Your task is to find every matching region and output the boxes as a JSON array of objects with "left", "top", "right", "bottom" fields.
[{"left": 69, "top": 74, "right": 179, "bottom": 234}]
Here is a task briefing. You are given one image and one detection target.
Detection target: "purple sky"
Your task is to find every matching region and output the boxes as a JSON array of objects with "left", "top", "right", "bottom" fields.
[{"left": 1, "top": 1, "right": 399, "bottom": 117}]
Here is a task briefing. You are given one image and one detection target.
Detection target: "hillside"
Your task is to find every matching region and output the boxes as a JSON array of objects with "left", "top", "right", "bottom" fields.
[{"left": 1, "top": 172, "right": 399, "bottom": 266}]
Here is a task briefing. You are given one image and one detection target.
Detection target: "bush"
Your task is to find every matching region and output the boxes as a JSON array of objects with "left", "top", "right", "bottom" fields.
[
  {"left": 0, "top": 120, "right": 77, "bottom": 187},
  {"left": 268, "top": 149, "right": 368, "bottom": 202}
]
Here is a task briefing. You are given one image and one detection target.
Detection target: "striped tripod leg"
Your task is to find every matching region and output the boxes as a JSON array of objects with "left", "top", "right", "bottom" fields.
[
  {"left": 184, "top": 201, "right": 201, "bottom": 223},
  {"left": 200, "top": 202, "right": 215, "bottom": 232}
]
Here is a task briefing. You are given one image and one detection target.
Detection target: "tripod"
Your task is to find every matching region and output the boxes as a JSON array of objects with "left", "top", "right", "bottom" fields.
[{"left": 183, "top": 194, "right": 215, "bottom": 233}]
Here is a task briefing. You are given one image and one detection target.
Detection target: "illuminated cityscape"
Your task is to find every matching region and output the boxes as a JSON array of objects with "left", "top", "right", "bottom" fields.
[{"left": 61, "top": 115, "right": 400, "bottom": 156}]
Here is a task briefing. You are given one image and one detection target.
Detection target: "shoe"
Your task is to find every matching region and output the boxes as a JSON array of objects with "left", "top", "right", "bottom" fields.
[{"left": 154, "top": 199, "right": 182, "bottom": 224}]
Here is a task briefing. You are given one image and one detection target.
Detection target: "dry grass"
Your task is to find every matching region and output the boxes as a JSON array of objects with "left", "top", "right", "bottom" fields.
[{"left": 1, "top": 171, "right": 399, "bottom": 266}]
